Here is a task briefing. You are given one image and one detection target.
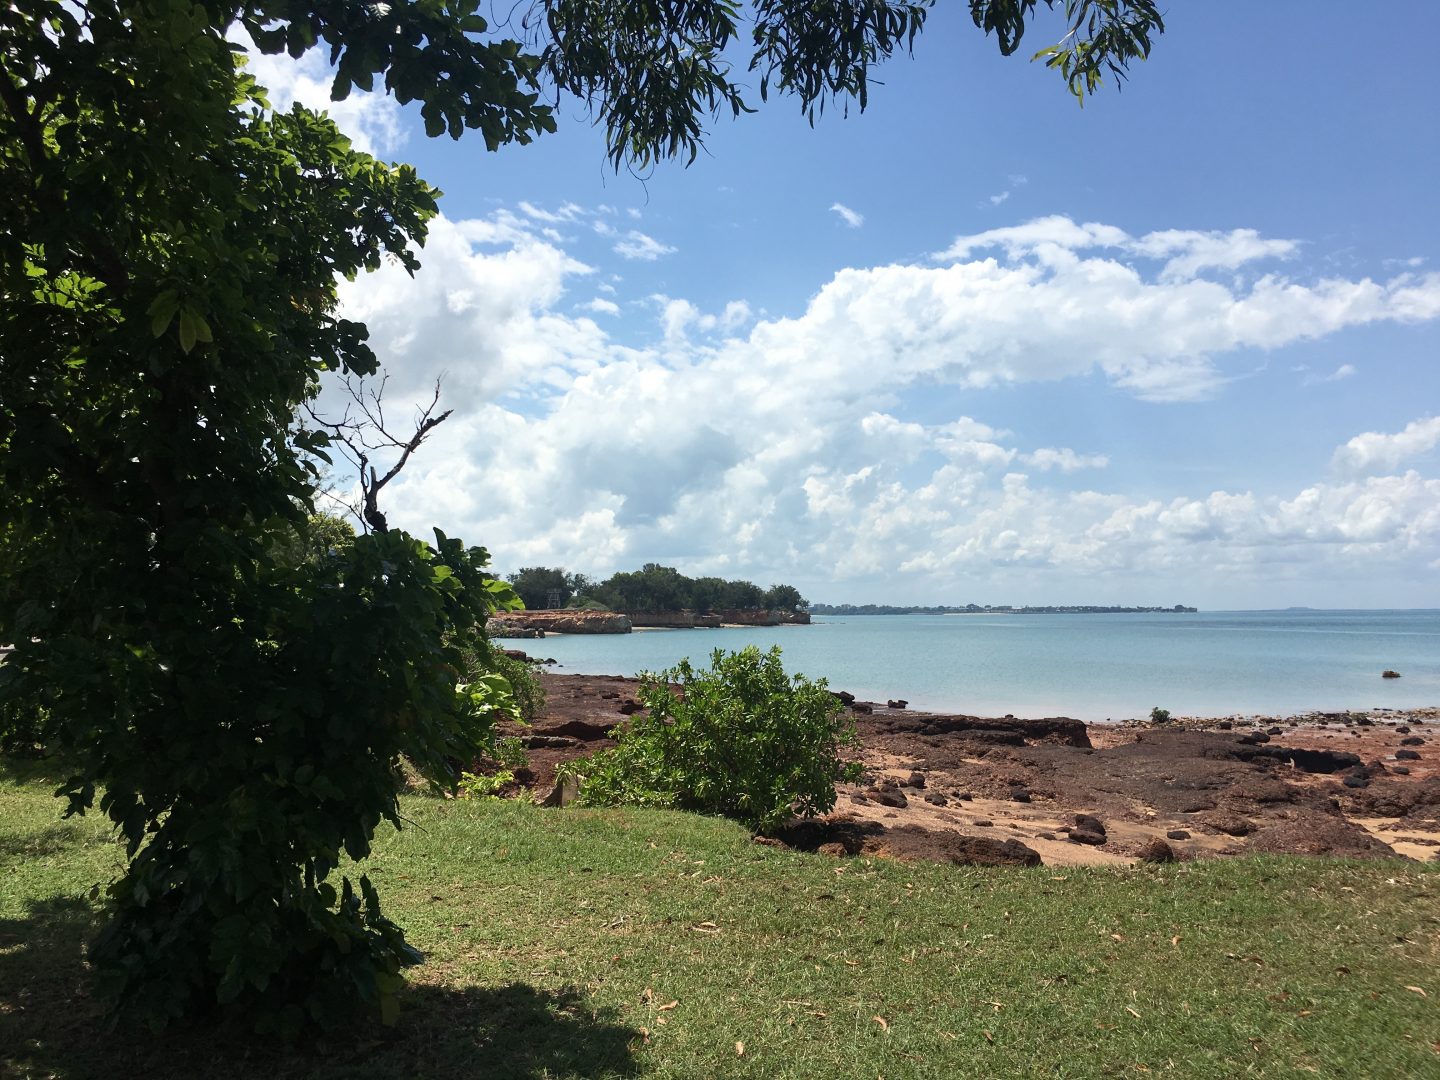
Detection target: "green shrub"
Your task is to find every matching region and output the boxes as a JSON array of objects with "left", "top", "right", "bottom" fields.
[
  {"left": 0, "top": 699, "right": 51, "bottom": 757},
  {"left": 1150, "top": 706, "right": 1172, "bottom": 724},
  {"left": 568, "top": 646, "right": 862, "bottom": 834},
  {"left": 490, "top": 735, "right": 530, "bottom": 771},
  {"left": 459, "top": 644, "right": 546, "bottom": 724},
  {"left": 458, "top": 769, "right": 515, "bottom": 799}
]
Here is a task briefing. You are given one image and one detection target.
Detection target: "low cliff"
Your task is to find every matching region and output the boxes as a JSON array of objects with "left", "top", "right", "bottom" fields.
[
  {"left": 488, "top": 610, "right": 633, "bottom": 636},
  {"left": 623, "top": 610, "right": 723, "bottom": 628},
  {"left": 720, "top": 609, "right": 811, "bottom": 626}
]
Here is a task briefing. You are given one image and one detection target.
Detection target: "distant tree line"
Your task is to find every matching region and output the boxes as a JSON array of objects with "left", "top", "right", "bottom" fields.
[{"left": 506, "top": 564, "right": 806, "bottom": 614}]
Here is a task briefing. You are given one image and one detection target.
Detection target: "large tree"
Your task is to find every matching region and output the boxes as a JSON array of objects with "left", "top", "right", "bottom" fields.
[{"left": 0, "top": 0, "right": 1165, "bottom": 1030}]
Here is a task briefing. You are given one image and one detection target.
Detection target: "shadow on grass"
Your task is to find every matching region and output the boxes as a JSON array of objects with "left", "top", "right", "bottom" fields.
[
  {"left": 0, "top": 898, "right": 642, "bottom": 1080},
  {"left": 0, "top": 821, "right": 89, "bottom": 859}
]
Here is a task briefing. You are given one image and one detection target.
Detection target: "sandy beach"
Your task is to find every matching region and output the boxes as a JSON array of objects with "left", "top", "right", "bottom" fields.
[{"left": 495, "top": 668, "right": 1439, "bottom": 869}]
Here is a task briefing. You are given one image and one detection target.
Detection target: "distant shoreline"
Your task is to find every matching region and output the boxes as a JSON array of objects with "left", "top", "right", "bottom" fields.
[{"left": 810, "top": 605, "right": 1197, "bottom": 616}]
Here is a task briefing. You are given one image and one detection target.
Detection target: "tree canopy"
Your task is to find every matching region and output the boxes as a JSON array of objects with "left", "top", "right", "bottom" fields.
[
  {"left": 0, "top": 0, "right": 1165, "bottom": 1032},
  {"left": 507, "top": 564, "right": 808, "bottom": 612}
]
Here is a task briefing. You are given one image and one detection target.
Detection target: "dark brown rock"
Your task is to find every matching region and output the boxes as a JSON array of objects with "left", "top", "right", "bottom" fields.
[
  {"left": 923, "top": 792, "right": 948, "bottom": 807},
  {"left": 905, "top": 771, "right": 926, "bottom": 789},
  {"left": 1249, "top": 812, "right": 1398, "bottom": 859},
  {"left": 1400, "top": 736, "right": 1424, "bottom": 746},
  {"left": 1198, "top": 810, "right": 1254, "bottom": 837},
  {"left": 1166, "top": 829, "right": 1191, "bottom": 841},
  {"left": 1396, "top": 749, "right": 1421, "bottom": 761},
  {"left": 1136, "top": 838, "right": 1176, "bottom": 863},
  {"left": 941, "top": 836, "right": 1042, "bottom": 867}
]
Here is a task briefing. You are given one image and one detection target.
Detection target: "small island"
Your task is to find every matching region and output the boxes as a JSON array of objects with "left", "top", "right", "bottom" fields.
[{"left": 488, "top": 563, "right": 810, "bottom": 636}]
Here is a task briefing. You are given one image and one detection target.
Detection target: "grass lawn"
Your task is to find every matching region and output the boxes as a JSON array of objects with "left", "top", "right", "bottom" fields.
[{"left": 2, "top": 763, "right": 1438, "bottom": 1079}]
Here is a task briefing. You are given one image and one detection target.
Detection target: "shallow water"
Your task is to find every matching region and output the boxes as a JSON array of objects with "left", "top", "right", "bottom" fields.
[{"left": 522, "top": 610, "right": 1440, "bottom": 722}]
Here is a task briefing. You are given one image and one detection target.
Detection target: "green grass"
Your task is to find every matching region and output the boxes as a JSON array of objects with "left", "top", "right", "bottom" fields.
[{"left": 3, "top": 763, "right": 1438, "bottom": 1079}]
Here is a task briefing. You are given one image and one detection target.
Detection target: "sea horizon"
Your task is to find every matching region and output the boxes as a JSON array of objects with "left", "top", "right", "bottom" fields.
[{"left": 516, "top": 609, "right": 1440, "bottom": 723}]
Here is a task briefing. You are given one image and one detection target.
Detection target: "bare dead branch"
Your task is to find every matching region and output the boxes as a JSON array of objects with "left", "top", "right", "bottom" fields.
[{"left": 301, "top": 377, "right": 452, "bottom": 534}]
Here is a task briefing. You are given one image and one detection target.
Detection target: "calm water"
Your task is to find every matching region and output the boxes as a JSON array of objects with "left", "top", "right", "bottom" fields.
[{"left": 524, "top": 610, "right": 1440, "bottom": 722}]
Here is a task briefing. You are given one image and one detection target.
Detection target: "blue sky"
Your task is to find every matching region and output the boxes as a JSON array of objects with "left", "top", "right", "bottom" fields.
[{"left": 250, "top": 3, "right": 1440, "bottom": 609}]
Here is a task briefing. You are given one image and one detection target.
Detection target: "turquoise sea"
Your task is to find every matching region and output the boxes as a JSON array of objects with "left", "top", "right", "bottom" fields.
[{"left": 523, "top": 610, "right": 1440, "bottom": 722}]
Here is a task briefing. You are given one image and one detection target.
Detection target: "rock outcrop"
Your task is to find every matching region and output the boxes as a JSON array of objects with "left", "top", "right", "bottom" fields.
[
  {"left": 720, "top": 608, "right": 811, "bottom": 625},
  {"left": 623, "top": 609, "right": 723, "bottom": 628},
  {"left": 488, "top": 610, "right": 633, "bottom": 636}
]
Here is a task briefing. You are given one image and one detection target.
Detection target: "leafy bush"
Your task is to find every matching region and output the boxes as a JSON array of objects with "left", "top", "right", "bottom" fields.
[
  {"left": 461, "top": 647, "right": 545, "bottom": 724},
  {"left": 568, "top": 646, "right": 862, "bottom": 833},
  {"left": 458, "top": 769, "right": 515, "bottom": 799},
  {"left": 492, "top": 735, "right": 531, "bottom": 770},
  {"left": 1150, "top": 706, "right": 1172, "bottom": 724},
  {"left": 0, "top": 700, "right": 51, "bottom": 757},
  {"left": 495, "top": 654, "right": 546, "bottom": 723}
]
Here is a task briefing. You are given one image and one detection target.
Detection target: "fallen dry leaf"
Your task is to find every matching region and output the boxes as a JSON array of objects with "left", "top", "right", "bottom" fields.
[
  {"left": 1111, "top": 933, "right": 1125, "bottom": 943},
  {"left": 735, "top": 1041, "right": 745, "bottom": 1057},
  {"left": 873, "top": 1015, "right": 889, "bottom": 1032},
  {"left": 982, "top": 1030, "right": 994, "bottom": 1043},
  {"left": 640, "top": 987, "right": 653, "bottom": 1004},
  {"left": 1126, "top": 1007, "right": 1142, "bottom": 1019},
  {"left": 692, "top": 922, "right": 721, "bottom": 934},
  {"left": 658, "top": 1000, "right": 678, "bottom": 1012},
  {"left": 1406, "top": 985, "right": 1428, "bottom": 997},
  {"left": 1171, "top": 935, "right": 1181, "bottom": 947}
]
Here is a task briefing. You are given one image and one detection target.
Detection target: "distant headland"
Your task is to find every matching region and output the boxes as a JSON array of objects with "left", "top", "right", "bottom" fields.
[{"left": 808, "top": 603, "right": 1197, "bottom": 616}]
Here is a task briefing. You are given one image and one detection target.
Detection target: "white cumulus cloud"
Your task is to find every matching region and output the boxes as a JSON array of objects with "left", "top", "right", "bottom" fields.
[
  {"left": 237, "top": 35, "right": 405, "bottom": 157},
  {"left": 1333, "top": 417, "right": 1440, "bottom": 475},
  {"left": 320, "top": 207, "right": 1440, "bottom": 603}
]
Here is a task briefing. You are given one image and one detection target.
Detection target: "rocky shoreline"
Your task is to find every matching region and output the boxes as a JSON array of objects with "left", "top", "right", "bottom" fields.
[
  {"left": 494, "top": 669, "right": 1439, "bottom": 870},
  {"left": 487, "top": 607, "right": 810, "bottom": 638}
]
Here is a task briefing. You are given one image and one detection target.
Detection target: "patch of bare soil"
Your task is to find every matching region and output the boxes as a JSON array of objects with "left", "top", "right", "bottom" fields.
[{"left": 496, "top": 669, "right": 1438, "bottom": 868}]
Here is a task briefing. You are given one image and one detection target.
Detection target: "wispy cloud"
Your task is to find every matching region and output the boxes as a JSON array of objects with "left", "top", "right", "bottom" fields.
[
  {"left": 1298, "top": 362, "right": 1357, "bottom": 386},
  {"left": 983, "top": 174, "right": 1027, "bottom": 209},
  {"left": 517, "top": 201, "right": 584, "bottom": 224},
  {"left": 614, "top": 231, "right": 676, "bottom": 261},
  {"left": 938, "top": 216, "right": 1302, "bottom": 283},
  {"left": 830, "top": 203, "right": 864, "bottom": 229}
]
